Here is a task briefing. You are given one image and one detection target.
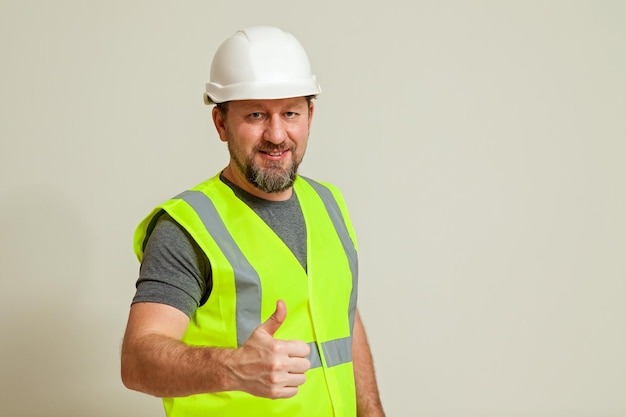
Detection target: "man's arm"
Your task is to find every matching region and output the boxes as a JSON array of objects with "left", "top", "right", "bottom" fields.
[
  {"left": 121, "top": 300, "right": 310, "bottom": 399},
  {"left": 353, "top": 310, "right": 386, "bottom": 417}
]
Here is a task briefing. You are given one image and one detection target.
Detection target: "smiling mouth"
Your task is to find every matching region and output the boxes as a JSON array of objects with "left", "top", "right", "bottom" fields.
[{"left": 259, "top": 149, "right": 288, "bottom": 157}]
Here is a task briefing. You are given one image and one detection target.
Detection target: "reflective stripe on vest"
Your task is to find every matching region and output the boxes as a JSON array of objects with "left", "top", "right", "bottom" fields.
[
  {"left": 301, "top": 177, "right": 359, "bottom": 334},
  {"left": 172, "top": 177, "right": 357, "bottom": 369}
]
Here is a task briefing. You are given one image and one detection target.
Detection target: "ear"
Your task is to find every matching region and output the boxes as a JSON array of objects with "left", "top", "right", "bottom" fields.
[
  {"left": 212, "top": 106, "right": 228, "bottom": 142},
  {"left": 308, "top": 100, "right": 315, "bottom": 129}
]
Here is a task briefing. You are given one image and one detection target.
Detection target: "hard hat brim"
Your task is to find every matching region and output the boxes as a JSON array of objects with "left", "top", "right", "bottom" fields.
[{"left": 204, "top": 79, "right": 321, "bottom": 105}]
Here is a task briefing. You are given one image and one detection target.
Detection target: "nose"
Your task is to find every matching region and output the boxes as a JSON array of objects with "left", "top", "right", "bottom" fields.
[{"left": 263, "top": 115, "right": 288, "bottom": 144}]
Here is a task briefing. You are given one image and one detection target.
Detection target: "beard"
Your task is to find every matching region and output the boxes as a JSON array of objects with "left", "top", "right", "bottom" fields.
[{"left": 228, "top": 140, "right": 301, "bottom": 194}]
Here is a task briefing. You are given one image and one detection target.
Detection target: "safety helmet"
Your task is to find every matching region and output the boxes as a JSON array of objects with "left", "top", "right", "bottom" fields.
[{"left": 204, "top": 26, "right": 321, "bottom": 104}]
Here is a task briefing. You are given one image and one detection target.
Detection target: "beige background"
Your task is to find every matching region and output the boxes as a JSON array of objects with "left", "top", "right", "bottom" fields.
[{"left": 1, "top": 1, "right": 625, "bottom": 416}]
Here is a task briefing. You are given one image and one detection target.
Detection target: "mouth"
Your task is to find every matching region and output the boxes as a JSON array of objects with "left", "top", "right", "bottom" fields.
[{"left": 259, "top": 149, "right": 289, "bottom": 159}]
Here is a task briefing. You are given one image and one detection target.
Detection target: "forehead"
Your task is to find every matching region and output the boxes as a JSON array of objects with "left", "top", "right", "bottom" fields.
[{"left": 228, "top": 97, "right": 309, "bottom": 112}]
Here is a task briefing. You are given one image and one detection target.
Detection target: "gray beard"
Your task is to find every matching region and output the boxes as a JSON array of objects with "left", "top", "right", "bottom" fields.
[
  {"left": 228, "top": 140, "right": 300, "bottom": 193},
  {"left": 245, "top": 159, "right": 298, "bottom": 193}
]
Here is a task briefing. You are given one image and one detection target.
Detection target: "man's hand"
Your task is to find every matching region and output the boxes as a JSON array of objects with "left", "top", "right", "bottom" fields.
[{"left": 228, "top": 299, "right": 311, "bottom": 399}]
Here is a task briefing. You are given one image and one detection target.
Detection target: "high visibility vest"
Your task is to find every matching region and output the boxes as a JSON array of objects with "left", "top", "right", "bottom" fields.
[{"left": 134, "top": 174, "right": 359, "bottom": 417}]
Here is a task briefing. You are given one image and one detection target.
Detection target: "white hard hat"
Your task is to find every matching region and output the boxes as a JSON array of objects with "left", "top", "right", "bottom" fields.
[{"left": 204, "top": 26, "right": 321, "bottom": 105}]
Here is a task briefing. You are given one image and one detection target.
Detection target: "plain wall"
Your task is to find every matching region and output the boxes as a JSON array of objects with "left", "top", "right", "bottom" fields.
[{"left": 1, "top": 1, "right": 624, "bottom": 416}]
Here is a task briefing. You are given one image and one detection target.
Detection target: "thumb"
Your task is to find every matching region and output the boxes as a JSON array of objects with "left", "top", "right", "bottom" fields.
[{"left": 260, "top": 299, "right": 287, "bottom": 337}]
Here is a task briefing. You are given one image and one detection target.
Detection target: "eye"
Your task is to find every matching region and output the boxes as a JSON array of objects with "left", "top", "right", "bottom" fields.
[
  {"left": 249, "top": 112, "right": 264, "bottom": 119},
  {"left": 284, "top": 111, "right": 298, "bottom": 119}
]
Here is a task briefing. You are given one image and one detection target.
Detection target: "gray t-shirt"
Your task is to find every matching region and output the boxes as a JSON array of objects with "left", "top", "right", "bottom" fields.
[{"left": 132, "top": 176, "right": 307, "bottom": 317}]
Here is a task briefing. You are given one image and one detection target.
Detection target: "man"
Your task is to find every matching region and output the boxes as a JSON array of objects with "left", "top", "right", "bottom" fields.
[{"left": 121, "top": 26, "right": 385, "bottom": 417}]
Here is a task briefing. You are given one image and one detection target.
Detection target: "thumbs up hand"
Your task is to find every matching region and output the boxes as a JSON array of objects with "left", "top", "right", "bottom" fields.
[{"left": 228, "top": 300, "right": 311, "bottom": 399}]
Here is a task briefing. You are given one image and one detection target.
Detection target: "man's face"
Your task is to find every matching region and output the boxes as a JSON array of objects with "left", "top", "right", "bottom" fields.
[{"left": 213, "top": 97, "right": 314, "bottom": 197}]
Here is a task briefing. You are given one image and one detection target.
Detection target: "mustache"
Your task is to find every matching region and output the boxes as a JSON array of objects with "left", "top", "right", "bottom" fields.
[{"left": 256, "top": 142, "right": 292, "bottom": 153}]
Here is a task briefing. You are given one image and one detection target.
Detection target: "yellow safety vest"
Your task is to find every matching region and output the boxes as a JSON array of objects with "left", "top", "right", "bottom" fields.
[{"left": 134, "top": 174, "right": 359, "bottom": 416}]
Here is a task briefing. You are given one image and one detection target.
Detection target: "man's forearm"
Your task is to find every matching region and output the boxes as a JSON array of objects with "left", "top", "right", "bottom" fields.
[
  {"left": 121, "top": 300, "right": 310, "bottom": 399},
  {"left": 353, "top": 310, "right": 386, "bottom": 417},
  {"left": 121, "top": 333, "right": 236, "bottom": 397}
]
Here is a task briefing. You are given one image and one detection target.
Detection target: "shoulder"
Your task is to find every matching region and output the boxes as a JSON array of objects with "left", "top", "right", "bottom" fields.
[
  {"left": 296, "top": 175, "right": 343, "bottom": 195},
  {"left": 296, "top": 176, "right": 348, "bottom": 207}
]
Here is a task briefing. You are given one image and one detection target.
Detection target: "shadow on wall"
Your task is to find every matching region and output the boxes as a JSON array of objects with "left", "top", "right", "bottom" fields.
[{"left": 0, "top": 184, "right": 107, "bottom": 416}]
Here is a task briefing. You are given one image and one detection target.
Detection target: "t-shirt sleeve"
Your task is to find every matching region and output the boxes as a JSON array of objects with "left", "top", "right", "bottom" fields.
[{"left": 132, "top": 212, "right": 211, "bottom": 318}]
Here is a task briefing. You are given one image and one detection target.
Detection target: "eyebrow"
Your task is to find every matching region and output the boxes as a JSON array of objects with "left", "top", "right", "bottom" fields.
[
  {"left": 239, "top": 103, "right": 306, "bottom": 113},
  {"left": 239, "top": 98, "right": 307, "bottom": 109}
]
